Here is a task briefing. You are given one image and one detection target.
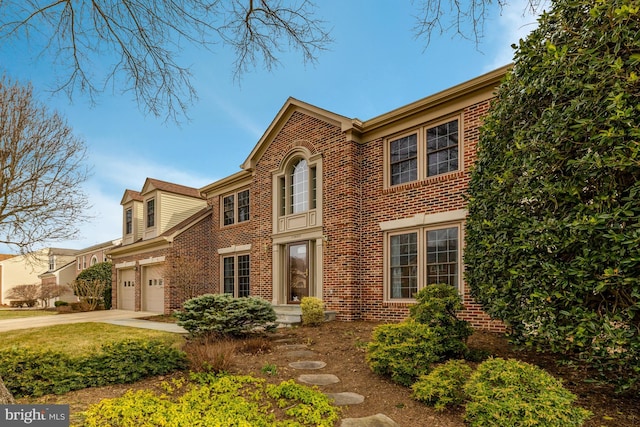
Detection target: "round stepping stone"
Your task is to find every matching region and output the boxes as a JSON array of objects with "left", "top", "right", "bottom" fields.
[
  {"left": 284, "top": 350, "right": 317, "bottom": 359},
  {"left": 288, "top": 360, "right": 326, "bottom": 370},
  {"left": 325, "top": 392, "right": 365, "bottom": 405},
  {"left": 340, "top": 413, "right": 400, "bottom": 427},
  {"left": 298, "top": 374, "right": 340, "bottom": 386}
]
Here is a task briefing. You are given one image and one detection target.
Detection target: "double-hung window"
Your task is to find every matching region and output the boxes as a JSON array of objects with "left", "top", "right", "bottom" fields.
[
  {"left": 146, "top": 199, "right": 155, "bottom": 228},
  {"left": 222, "top": 254, "right": 250, "bottom": 297},
  {"left": 387, "top": 117, "right": 461, "bottom": 186},
  {"left": 387, "top": 224, "right": 460, "bottom": 300},
  {"left": 125, "top": 208, "right": 133, "bottom": 234},
  {"left": 222, "top": 189, "right": 250, "bottom": 226}
]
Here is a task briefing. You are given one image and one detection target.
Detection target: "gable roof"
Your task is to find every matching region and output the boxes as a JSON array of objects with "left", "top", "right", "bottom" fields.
[
  {"left": 120, "top": 189, "right": 143, "bottom": 205},
  {"left": 141, "top": 178, "right": 204, "bottom": 199},
  {"left": 240, "top": 97, "right": 360, "bottom": 171}
]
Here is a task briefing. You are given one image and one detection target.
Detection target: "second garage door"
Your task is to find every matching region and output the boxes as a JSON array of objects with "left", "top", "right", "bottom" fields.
[
  {"left": 118, "top": 268, "right": 135, "bottom": 311},
  {"left": 142, "top": 264, "right": 165, "bottom": 313}
]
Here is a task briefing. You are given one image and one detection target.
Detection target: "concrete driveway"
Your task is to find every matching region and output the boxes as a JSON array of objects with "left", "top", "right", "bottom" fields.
[{"left": 0, "top": 310, "right": 186, "bottom": 334}]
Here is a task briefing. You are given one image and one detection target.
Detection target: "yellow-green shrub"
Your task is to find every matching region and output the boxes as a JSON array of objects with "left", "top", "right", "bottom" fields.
[
  {"left": 464, "top": 358, "right": 591, "bottom": 427},
  {"left": 412, "top": 360, "right": 472, "bottom": 411},
  {"left": 300, "top": 297, "right": 324, "bottom": 326},
  {"left": 80, "top": 373, "right": 340, "bottom": 427}
]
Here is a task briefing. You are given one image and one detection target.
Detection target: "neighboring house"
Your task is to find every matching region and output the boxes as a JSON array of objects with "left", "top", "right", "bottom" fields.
[
  {"left": 108, "top": 178, "right": 210, "bottom": 313},
  {"left": 75, "top": 239, "right": 122, "bottom": 275},
  {"left": 110, "top": 66, "right": 508, "bottom": 331},
  {"left": 0, "top": 248, "right": 77, "bottom": 307}
]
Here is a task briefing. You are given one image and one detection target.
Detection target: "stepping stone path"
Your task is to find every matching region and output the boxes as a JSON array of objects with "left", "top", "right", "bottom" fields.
[{"left": 284, "top": 340, "right": 400, "bottom": 427}]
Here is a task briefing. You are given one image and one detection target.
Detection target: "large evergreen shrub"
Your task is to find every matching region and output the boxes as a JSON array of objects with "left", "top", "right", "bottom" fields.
[
  {"left": 465, "top": 0, "right": 640, "bottom": 392},
  {"left": 175, "top": 294, "right": 277, "bottom": 337}
]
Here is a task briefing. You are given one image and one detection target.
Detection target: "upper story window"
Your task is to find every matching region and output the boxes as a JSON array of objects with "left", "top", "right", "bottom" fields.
[
  {"left": 222, "top": 189, "right": 250, "bottom": 226},
  {"left": 387, "top": 117, "right": 461, "bottom": 187},
  {"left": 427, "top": 120, "right": 459, "bottom": 177},
  {"left": 125, "top": 208, "right": 133, "bottom": 234},
  {"left": 90, "top": 255, "right": 98, "bottom": 266},
  {"left": 279, "top": 158, "right": 317, "bottom": 216},
  {"left": 146, "top": 199, "right": 155, "bottom": 228},
  {"left": 390, "top": 134, "right": 418, "bottom": 186},
  {"left": 49, "top": 255, "right": 55, "bottom": 271}
]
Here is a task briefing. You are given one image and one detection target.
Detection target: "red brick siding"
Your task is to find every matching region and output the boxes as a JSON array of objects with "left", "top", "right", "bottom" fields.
[
  {"left": 238, "top": 102, "right": 504, "bottom": 331},
  {"left": 169, "top": 213, "right": 215, "bottom": 312}
]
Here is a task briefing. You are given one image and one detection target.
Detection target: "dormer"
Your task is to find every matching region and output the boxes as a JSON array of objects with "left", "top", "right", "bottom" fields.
[
  {"left": 121, "top": 189, "right": 144, "bottom": 245},
  {"left": 139, "top": 178, "right": 207, "bottom": 240}
]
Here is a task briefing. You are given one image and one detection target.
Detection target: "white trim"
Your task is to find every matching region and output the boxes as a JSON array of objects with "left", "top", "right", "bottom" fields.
[
  {"left": 218, "top": 244, "right": 252, "bottom": 255},
  {"left": 379, "top": 209, "right": 467, "bottom": 231},
  {"left": 139, "top": 256, "right": 166, "bottom": 265},
  {"left": 115, "top": 261, "right": 136, "bottom": 269}
]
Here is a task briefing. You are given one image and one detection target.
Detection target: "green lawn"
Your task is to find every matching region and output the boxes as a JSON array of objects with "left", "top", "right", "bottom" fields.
[
  {"left": 0, "top": 323, "right": 185, "bottom": 356},
  {"left": 0, "top": 309, "right": 57, "bottom": 320}
]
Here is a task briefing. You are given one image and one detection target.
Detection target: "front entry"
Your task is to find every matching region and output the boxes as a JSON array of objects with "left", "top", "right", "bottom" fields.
[{"left": 287, "top": 242, "right": 309, "bottom": 303}]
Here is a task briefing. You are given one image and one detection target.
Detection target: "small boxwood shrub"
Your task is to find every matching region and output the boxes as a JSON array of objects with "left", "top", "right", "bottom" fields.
[
  {"left": 300, "top": 297, "right": 324, "bottom": 326},
  {"left": 412, "top": 360, "right": 473, "bottom": 411},
  {"left": 366, "top": 321, "right": 443, "bottom": 386},
  {"left": 175, "top": 294, "right": 277, "bottom": 337},
  {"left": 464, "top": 358, "right": 591, "bottom": 427},
  {"left": 81, "top": 374, "right": 340, "bottom": 427},
  {"left": 0, "top": 340, "right": 187, "bottom": 397}
]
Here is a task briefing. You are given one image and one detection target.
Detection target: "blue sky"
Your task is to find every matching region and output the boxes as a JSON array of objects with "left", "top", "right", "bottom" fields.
[{"left": 0, "top": 0, "right": 544, "bottom": 252}]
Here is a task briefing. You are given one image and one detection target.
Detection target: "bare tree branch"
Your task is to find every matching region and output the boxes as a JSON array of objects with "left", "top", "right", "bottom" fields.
[
  {"left": 412, "top": 0, "right": 545, "bottom": 47},
  {"left": 0, "top": 76, "right": 91, "bottom": 256},
  {"left": 0, "top": 1, "right": 332, "bottom": 122}
]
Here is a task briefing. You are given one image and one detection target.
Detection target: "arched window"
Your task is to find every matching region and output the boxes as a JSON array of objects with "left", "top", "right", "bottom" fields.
[
  {"left": 291, "top": 159, "right": 309, "bottom": 213},
  {"left": 277, "top": 155, "right": 318, "bottom": 217}
]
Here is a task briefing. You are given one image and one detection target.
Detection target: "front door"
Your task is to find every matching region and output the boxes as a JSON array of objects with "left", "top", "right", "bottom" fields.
[{"left": 287, "top": 242, "right": 309, "bottom": 304}]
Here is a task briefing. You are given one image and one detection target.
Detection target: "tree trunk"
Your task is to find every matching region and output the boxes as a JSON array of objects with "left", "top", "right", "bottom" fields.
[{"left": 0, "top": 376, "right": 15, "bottom": 404}]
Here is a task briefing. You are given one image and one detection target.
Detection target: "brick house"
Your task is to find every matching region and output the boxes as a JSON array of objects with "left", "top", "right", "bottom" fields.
[
  {"left": 75, "top": 239, "right": 121, "bottom": 275},
  {"left": 110, "top": 66, "right": 507, "bottom": 331}
]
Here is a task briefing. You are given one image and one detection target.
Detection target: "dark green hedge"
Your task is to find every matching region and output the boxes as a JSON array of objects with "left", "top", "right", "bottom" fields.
[{"left": 0, "top": 340, "right": 187, "bottom": 397}]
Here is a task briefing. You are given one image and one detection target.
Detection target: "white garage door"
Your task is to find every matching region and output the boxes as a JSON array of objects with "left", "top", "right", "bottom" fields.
[
  {"left": 142, "top": 264, "right": 165, "bottom": 313},
  {"left": 118, "top": 268, "right": 135, "bottom": 311}
]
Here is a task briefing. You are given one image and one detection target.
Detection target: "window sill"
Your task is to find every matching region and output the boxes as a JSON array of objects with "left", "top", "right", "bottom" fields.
[{"left": 384, "top": 170, "right": 465, "bottom": 194}]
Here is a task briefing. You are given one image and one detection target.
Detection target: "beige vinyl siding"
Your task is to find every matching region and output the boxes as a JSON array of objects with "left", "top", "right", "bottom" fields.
[
  {"left": 123, "top": 200, "right": 144, "bottom": 245},
  {"left": 158, "top": 192, "right": 207, "bottom": 233},
  {"left": 0, "top": 250, "right": 76, "bottom": 305}
]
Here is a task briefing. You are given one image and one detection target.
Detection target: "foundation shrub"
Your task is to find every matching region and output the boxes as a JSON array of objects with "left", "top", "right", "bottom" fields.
[
  {"left": 175, "top": 294, "right": 277, "bottom": 337},
  {"left": 300, "top": 297, "right": 324, "bottom": 326},
  {"left": 464, "top": 358, "right": 591, "bottom": 427},
  {"left": 0, "top": 340, "right": 187, "bottom": 397},
  {"left": 412, "top": 360, "right": 473, "bottom": 411},
  {"left": 81, "top": 373, "right": 340, "bottom": 427},
  {"left": 366, "top": 321, "right": 443, "bottom": 386},
  {"left": 410, "top": 284, "right": 473, "bottom": 358}
]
